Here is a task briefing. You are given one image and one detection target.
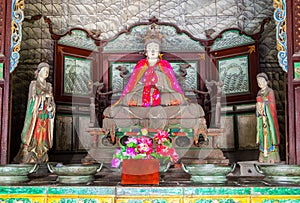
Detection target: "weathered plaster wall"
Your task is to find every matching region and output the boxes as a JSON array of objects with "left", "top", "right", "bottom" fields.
[{"left": 10, "top": 0, "right": 286, "bottom": 161}]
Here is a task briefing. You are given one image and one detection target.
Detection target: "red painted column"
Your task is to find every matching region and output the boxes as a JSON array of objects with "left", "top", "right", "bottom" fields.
[
  {"left": 286, "top": 0, "right": 300, "bottom": 164},
  {"left": 0, "top": 0, "right": 12, "bottom": 164}
]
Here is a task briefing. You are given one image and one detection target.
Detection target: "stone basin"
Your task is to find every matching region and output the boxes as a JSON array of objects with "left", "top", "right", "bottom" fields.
[
  {"left": 0, "top": 164, "right": 39, "bottom": 184},
  {"left": 47, "top": 163, "right": 103, "bottom": 184},
  {"left": 255, "top": 164, "right": 300, "bottom": 184},
  {"left": 255, "top": 164, "right": 300, "bottom": 176},
  {"left": 181, "top": 163, "right": 235, "bottom": 184}
]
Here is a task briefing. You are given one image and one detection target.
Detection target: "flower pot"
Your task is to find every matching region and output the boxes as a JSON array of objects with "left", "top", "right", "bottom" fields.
[{"left": 121, "top": 159, "right": 160, "bottom": 185}]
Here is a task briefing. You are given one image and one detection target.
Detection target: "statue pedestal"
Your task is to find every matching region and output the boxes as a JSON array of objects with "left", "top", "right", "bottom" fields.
[{"left": 83, "top": 127, "right": 229, "bottom": 165}]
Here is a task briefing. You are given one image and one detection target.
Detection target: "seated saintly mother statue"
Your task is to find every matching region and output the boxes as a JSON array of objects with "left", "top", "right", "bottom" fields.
[{"left": 103, "top": 26, "right": 206, "bottom": 141}]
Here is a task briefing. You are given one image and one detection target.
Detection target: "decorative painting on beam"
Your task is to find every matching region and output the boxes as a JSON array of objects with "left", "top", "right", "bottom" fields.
[
  {"left": 0, "top": 63, "right": 3, "bottom": 80},
  {"left": 10, "top": 0, "right": 24, "bottom": 73},
  {"left": 103, "top": 25, "right": 204, "bottom": 53},
  {"left": 58, "top": 29, "right": 99, "bottom": 52},
  {"left": 274, "top": 0, "right": 287, "bottom": 72},
  {"left": 295, "top": 62, "right": 300, "bottom": 79},
  {"left": 210, "top": 30, "right": 255, "bottom": 51}
]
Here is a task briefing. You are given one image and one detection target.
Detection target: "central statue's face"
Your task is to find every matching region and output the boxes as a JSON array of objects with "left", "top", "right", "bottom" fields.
[{"left": 146, "top": 42, "right": 160, "bottom": 60}]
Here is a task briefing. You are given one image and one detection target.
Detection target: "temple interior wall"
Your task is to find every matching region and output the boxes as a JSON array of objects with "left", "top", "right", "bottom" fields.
[{"left": 9, "top": 0, "right": 286, "bottom": 163}]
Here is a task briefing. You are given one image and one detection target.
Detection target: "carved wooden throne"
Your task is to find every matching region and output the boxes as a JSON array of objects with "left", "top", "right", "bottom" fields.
[
  {"left": 83, "top": 17, "right": 228, "bottom": 164},
  {"left": 85, "top": 81, "right": 226, "bottom": 165}
]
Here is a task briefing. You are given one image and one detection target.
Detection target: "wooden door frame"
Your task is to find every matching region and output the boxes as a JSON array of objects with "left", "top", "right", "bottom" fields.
[
  {"left": 286, "top": 0, "right": 300, "bottom": 164},
  {"left": 0, "top": 0, "right": 12, "bottom": 164}
]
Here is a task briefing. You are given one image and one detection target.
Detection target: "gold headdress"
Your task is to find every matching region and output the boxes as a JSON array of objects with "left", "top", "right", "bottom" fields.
[{"left": 143, "top": 24, "right": 163, "bottom": 46}]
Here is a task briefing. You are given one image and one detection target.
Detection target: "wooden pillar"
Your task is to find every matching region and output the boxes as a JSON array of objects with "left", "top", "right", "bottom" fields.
[
  {"left": 286, "top": 0, "right": 300, "bottom": 164},
  {"left": 0, "top": 0, "right": 12, "bottom": 164}
]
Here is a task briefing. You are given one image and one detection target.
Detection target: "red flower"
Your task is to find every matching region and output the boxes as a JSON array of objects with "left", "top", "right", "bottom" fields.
[
  {"left": 137, "top": 143, "right": 153, "bottom": 155},
  {"left": 154, "top": 130, "right": 169, "bottom": 144},
  {"left": 156, "top": 145, "right": 170, "bottom": 156},
  {"left": 169, "top": 148, "right": 179, "bottom": 162},
  {"left": 138, "top": 136, "right": 153, "bottom": 146}
]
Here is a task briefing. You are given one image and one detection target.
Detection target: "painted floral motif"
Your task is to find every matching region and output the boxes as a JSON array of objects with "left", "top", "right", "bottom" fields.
[
  {"left": 58, "top": 198, "right": 97, "bottom": 203},
  {"left": 194, "top": 199, "right": 235, "bottom": 203},
  {"left": 0, "top": 198, "right": 31, "bottom": 203}
]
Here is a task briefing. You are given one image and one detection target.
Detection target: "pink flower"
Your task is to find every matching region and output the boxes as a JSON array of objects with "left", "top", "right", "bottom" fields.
[
  {"left": 111, "top": 129, "right": 179, "bottom": 168},
  {"left": 137, "top": 143, "right": 153, "bottom": 154},
  {"left": 125, "top": 137, "right": 138, "bottom": 145},
  {"left": 154, "top": 130, "right": 169, "bottom": 144},
  {"left": 156, "top": 145, "right": 169, "bottom": 156},
  {"left": 125, "top": 147, "right": 137, "bottom": 157},
  {"left": 138, "top": 136, "right": 153, "bottom": 146},
  {"left": 111, "top": 158, "right": 121, "bottom": 168},
  {"left": 115, "top": 147, "right": 122, "bottom": 154},
  {"left": 169, "top": 148, "right": 179, "bottom": 163}
]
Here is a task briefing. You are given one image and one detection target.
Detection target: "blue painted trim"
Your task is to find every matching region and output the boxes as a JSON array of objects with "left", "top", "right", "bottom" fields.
[
  {"left": 10, "top": 0, "right": 24, "bottom": 73},
  {"left": 274, "top": 0, "right": 288, "bottom": 72}
]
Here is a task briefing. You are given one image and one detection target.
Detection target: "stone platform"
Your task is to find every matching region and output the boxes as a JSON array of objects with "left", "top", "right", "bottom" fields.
[{"left": 1, "top": 165, "right": 300, "bottom": 202}]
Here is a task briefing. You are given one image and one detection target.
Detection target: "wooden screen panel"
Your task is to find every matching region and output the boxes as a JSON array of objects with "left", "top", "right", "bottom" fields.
[
  {"left": 237, "top": 113, "right": 257, "bottom": 149},
  {"left": 295, "top": 86, "right": 300, "bottom": 164},
  {"left": 286, "top": 0, "right": 300, "bottom": 164},
  {"left": 210, "top": 45, "right": 259, "bottom": 104},
  {"left": 55, "top": 44, "right": 95, "bottom": 103},
  {"left": 0, "top": 85, "right": 2, "bottom": 133},
  {"left": 55, "top": 115, "right": 73, "bottom": 151},
  {"left": 294, "top": 0, "right": 300, "bottom": 53},
  {"left": 0, "top": 0, "right": 4, "bottom": 55},
  {"left": 78, "top": 116, "right": 93, "bottom": 150}
]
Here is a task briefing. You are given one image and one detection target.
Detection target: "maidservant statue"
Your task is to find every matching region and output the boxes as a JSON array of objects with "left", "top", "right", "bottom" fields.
[
  {"left": 14, "top": 62, "right": 55, "bottom": 164},
  {"left": 256, "top": 72, "right": 280, "bottom": 163},
  {"left": 102, "top": 25, "right": 207, "bottom": 142}
]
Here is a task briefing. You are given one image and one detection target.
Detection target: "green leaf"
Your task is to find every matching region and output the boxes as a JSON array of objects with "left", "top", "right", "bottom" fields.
[
  {"left": 162, "top": 140, "right": 172, "bottom": 148},
  {"left": 121, "top": 146, "right": 126, "bottom": 152},
  {"left": 115, "top": 154, "right": 124, "bottom": 159},
  {"left": 127, "top": 142, "right": 137, "bottom": 148},
  {"left": 134, "top": 154, "right": 145, "bottom": 159}
]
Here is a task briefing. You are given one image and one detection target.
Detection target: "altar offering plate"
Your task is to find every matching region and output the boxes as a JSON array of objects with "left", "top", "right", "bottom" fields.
[
  {"left": 47, "top": 163, "right": 103, "bottom": 184},
  {"left": 181, "top": 163, "right": 235, "bottom": 184},
  {"left": 0, "top": 164, "right": 38, "bottom": 184},
  {"left": 255, "top": 164, "right": 300, "bottom": 184}
]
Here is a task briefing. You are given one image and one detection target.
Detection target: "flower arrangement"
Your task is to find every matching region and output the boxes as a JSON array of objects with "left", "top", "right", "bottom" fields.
[{"left": 111, "top": 130, "right": 179, "bottom": 168}]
